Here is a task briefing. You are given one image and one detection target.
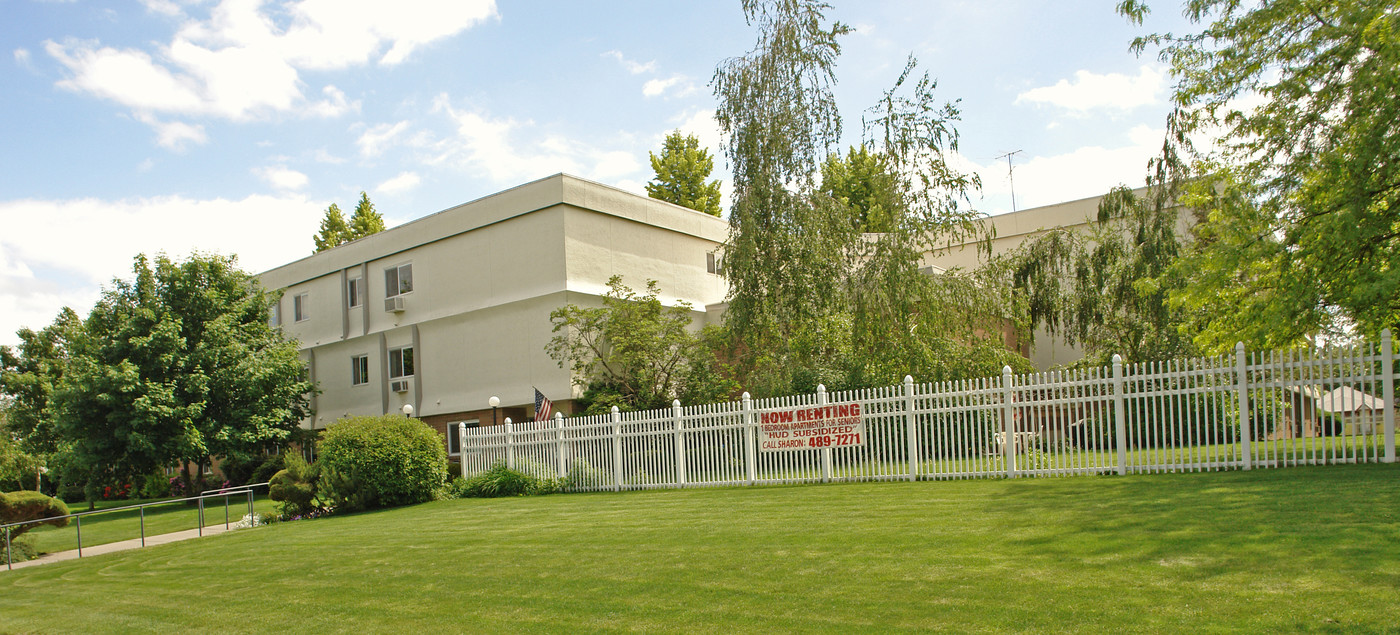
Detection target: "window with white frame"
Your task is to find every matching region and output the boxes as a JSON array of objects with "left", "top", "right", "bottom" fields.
[
  {"left": 384, "top": 263, "right": 413, "bottom": 298},
  {"left": 347, "top": 277, "right": 363, "bottom": 308},
  {"left": 293, "top": 292, "right": 310, "bottom": 322},
  {"left": 351, "top": 354, "right": 369, "bottom": 386},
  {"left": 269, "top": 302, "right": 281, "bottom": 326},
  {"left": 388, "top": 346, "right": 414, "bottom": 379},
  {"left": 706, "top": 251, "right": 719, "bottom": 275}
]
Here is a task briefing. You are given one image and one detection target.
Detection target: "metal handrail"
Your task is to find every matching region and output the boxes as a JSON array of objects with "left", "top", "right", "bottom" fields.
[{"left": 3, "top": 481, "right": 271, "bottom": 571}]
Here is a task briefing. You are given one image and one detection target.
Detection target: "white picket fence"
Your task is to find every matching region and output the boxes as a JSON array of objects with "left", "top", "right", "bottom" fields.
[{"left": 459, "top": 331, "right": 1398, "bottom": 491}]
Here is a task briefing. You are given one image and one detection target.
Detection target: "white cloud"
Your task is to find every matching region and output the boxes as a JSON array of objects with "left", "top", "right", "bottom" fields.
[
  {"left": 135, "top": 113, "right": 208, "bottom": 150},
  {"left": 139, "top": 0, "right": 185, "bottom": 16},
  {"left": 643, "top": 75, "right": 696, "bottom": 98},
  {"left": 254, "top": 165, "right": 309, "bottom": 190},
  {"left": 313, "top": 148, "right": 346, "bottom": 164},
  {"left": 972, "top": 124, "right": 1163, "bottom": 214},
  {"left": 43, "top": 0, "right": 497, "bottom": 140},
  {"left": 0, "top": 193, "right": 324, "bottom": 346},
  {"left": 14, "top": 48, "right": 31, "bottom": 68},
  {"left": 308, "top": 84, "right": 358, "bottom": 117},
  {"left": 356, "top": 120, "right": 411, "bottom": 158},
  {"left": 428, "top": 95, "right": 644, "bottom": 186},
  {"left": 1016, "top": 66, "right": 1166, "bottom": 114},
  {"left": 602, "top": 50, "right": 656, "bottom": 74},
  {"left": 376, "top": 171, "right": 421, "bottom": 194},
  {"left": 671, "top": 109, "right": 723, "bottom": 159}
]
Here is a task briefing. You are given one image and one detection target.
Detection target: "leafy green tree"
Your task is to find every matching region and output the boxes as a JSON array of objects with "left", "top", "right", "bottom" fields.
[
  {"left": 997, "top": 185, "right": 1196, "bottom": 365},
  {"left": 0, "top": 309, "right": 79, "bottom": 457},
  {"left": 1119, "top": 0, "right": 1400, "bottom": 344},
  {"left": 347, "top": 191, "right": 386, "bottom": 240},
  {"left": 646, "top": 131, "right": 723, "bottom": 216},
  {"left": 712, "top": 1, "right": 1005, "bottom": 393},
  {"left": 818, "top": 144, "right": 902, "bottom": 233},
  {"left": 53, "top": 253, "right": 314, "bottom": 501},
  {"left": 312, "top": 203, "right": 350, "bottom": 253},
  {"left": 547, "top": 276, "right": 729, "bottom": 413},
  {"left": 0, "top": 308, "right": 82, "bottom": 492}
]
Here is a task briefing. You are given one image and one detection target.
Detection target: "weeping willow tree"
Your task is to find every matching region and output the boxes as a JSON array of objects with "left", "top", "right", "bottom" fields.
[{"left": 712, "top": 0, "right": 1028, "bottom": 395}]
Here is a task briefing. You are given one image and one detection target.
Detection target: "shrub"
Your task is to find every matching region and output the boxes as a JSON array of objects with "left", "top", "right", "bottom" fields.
[
  {"left": 268, "top": 454, "right": 321, "bottom": 518},
  {"left": 317, "top": 415, "right": 446, "bottom": 512},
  {"left": 458, "top": 463, "right": 570, "bottom": 498},
  {"left": 0, "top": 491, "right": 70, "bottom": 542},
  {"left": 217, "top": 454, "right": 263, "bottom": 486},
  {"left": 137, "top": 472, "right": 171, "bottom": 499},
  {"left": 2, "top": 534, "right": 39, "bottom": 562},
  {"left": 250, "top": 453, "right": 286, "bottom": 485}
]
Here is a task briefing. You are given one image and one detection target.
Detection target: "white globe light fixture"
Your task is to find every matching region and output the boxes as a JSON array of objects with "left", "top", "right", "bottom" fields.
[
  {"left": 401, "top": 404, "right": 413, "bottom": 417},
  {"left": 489, "top": 396, "right": 500, "bottom": 426}
]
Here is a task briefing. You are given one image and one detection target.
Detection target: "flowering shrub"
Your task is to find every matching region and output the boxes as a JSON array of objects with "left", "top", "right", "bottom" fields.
[
  {"left": 282, "top": 505, "right": 335, "bottom": 522},
  {"left": 101, "top": 483, "right": 133, "bottom": 500}
]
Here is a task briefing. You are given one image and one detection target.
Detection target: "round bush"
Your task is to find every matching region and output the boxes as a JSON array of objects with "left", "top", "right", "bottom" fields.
[{"left": 317, "top": 415, "right": 446, "bottom": 512}]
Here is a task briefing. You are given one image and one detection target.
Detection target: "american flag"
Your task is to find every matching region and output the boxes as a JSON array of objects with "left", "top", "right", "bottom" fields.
[{"left": 534, "top": 387, "right": 553, "bottom": 421}]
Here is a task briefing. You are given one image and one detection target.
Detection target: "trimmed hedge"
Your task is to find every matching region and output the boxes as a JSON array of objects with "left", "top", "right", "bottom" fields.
[
  {"left": 317, "top": 415, "right": 446, "bottom": 512},
  {"left": 1, "top": 491, "right": 70, "bottom": 540}
]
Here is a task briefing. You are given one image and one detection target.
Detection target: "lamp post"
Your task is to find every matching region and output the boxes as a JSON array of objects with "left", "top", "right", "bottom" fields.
[
  {"left": 402, "top": 404, "right": 413, "bottom": 417},
  {"left": 489, "top": 396, "right": 500, "bottom": 427}
]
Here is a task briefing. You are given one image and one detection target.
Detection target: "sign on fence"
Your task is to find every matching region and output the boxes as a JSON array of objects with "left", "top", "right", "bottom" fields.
[{"left": 758, "top": 403, "right": 866, "bottom": 451}]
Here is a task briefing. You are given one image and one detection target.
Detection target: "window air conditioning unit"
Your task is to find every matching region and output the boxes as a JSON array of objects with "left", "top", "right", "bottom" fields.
[
  {"left": 384, "top": 296, "right": 406, "bottom": 313},
  {"left": 390, "top": 379, "right": 410, "bottom": 393}
]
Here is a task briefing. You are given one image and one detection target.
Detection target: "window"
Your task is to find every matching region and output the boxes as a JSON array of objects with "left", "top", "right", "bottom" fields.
[
  {"left": 706, "top": 251, "right": 718, "bottom": 275},
  {"left": 269, "top": 302, "right": 281, "bottom": 326},
  {"left": 447, "top": 420, "right": 479, "bottom": 456},
  {"left": 388, "top": 346, "right": 414, "bottom": 379},
  {"left": 347, "top": 277, "right": 363, "bottom": 308},
  {"left": 351, "top": 354, "right": 369, "bottom": 386},
  {"left": 293, "top": 292, "right": 310, "bottom": 322},
  {"left": 385, "top": 263, "right": 413, "bottom": 298}
]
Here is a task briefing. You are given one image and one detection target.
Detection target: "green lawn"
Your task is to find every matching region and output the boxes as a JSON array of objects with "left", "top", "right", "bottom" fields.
[
  {"left": 3, "top": 464, "right": 1399, "bottom": 633},
  {"left": 18, "top": 493, "right": 277, "bottom": 556}
]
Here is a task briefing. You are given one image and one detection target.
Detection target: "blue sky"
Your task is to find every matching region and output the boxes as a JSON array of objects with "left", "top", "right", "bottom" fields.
[{"left": 0, "top": 0, "right": 1192, "bottom": 346}]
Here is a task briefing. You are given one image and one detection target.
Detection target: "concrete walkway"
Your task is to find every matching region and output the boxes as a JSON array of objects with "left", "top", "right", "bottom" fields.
[{"left": 5, "top": 524, "right": 238, "bottom": 571}]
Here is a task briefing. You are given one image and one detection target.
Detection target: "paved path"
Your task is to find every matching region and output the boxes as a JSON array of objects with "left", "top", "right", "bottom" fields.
[{"left": 5, "top": 524, "right": 238, "bottom": 571}]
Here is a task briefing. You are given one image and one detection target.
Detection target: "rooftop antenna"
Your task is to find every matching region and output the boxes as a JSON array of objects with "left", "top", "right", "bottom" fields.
[{"left": 995, "top": 150, "right": 1023, "bottom": 212}]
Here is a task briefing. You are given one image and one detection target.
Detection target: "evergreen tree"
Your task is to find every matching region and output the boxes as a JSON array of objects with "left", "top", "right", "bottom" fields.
[
  {"left": 347, "top": 191, "right": 386, "bottom": 240},
  {"left": 312, "top": 203, "right": 350, "bottom": 253},
  {"left": 645, "top": 131, "right": 723, "bottom": 216},
  {"left": 818, "top": 144, "right": 902, "bottom": 233}
]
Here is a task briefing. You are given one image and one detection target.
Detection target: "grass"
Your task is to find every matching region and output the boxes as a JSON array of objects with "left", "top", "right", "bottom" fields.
[
  {"left": 18, "top": 493, "right": 279, "bottom": 555},
  {"left": 2, "top": 464, "right": 1399, "bottom": 633}
]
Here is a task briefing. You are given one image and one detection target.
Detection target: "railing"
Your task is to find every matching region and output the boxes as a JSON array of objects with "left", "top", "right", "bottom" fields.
[
  {"left": 3, "top": 482, "right": 269, "bottom": 571},
  {"left": 459, "top": 332, "right": 1398, "bottom": 490}
]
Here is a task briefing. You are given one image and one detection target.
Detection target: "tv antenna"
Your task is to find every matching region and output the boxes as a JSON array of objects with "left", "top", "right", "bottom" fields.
[{"left": 995, "top": 150, "right": 1023, "bottom": 212}]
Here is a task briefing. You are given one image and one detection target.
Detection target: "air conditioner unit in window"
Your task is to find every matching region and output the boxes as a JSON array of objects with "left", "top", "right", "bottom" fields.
[
  {"left": 390, "top": 379, "right": 410, "bottom": 393},
  {"left": 384, "top": 296, "right": 406, "bottom": 313}
]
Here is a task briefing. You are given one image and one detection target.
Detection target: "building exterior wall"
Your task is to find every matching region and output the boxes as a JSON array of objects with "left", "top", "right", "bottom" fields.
[{"left": 257, "top": 174, "right": 729, "bottom": 454}]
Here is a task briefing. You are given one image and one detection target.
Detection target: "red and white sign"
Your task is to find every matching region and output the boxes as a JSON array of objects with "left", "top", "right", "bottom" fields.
[{"left": 758, "top": 402, "right": 866, "bottom": 452}]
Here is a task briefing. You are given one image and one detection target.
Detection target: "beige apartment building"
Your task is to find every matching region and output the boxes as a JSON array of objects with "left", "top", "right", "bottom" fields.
[
  {"left": 258, "top": 174, "right": 728, "bottom": 454},
  {"left": 258, "top": 173, "right": 1143, "bottom": 453}
]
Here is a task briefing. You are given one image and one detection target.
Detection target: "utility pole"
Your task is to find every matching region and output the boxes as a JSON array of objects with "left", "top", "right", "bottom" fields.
[{"left": 995, "top": 150, "right": 1023, "bottom": 212}]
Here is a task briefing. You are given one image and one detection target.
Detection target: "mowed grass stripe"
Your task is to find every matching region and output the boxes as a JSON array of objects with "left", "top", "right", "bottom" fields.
[{"left": 2, "top": 464, "right": 1397, "bottom": 634}]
